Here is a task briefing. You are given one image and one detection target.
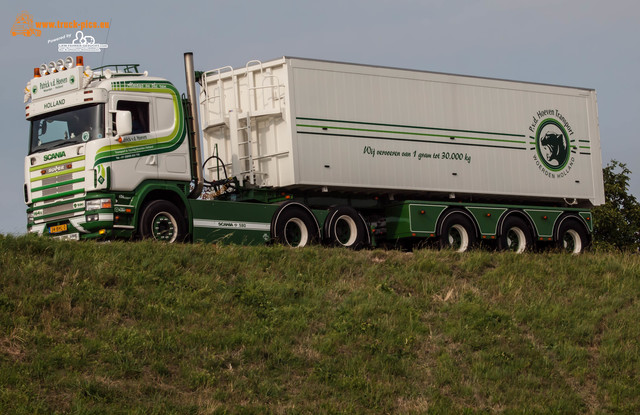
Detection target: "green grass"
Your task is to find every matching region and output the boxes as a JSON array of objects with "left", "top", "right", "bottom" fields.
[{"left": 1, "top": 234, "right": 639, "bottom": 414}]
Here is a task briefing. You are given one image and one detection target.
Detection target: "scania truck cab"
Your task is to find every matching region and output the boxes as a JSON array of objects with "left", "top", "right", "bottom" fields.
[{"left": 24, "top": 56, "right": 195, "bottom": 241}]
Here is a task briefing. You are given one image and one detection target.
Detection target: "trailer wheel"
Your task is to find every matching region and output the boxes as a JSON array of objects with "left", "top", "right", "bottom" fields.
[
  {"left": 324, "top": 206, "right": 370, "bottom": 249},
  {"left": 556, "top": 219, "right": 589, "bottom": 254},
  {"left": 439, "top": 212, "right": 476, "bottom": 252},
  {"left": 139, "top": 200, "right": 186, "bottom": 243},
  {"left": 498, "top": 216, "right": 533, "bottom": 253},
  {"left": 271, "top": 203, "right": 320, "bottom": 248}
]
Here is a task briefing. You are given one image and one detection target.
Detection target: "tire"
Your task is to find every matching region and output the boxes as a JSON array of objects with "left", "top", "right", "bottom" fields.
[
  {"left": 439, "top": 212, "right": 477, "bottom": 252},
  {"left": 271, "top": 202, "right": 320, "bottom": 248},
  {"left": 139, "top": 200, "right": 187, "bottom": 243},
  {"left": 498, "top": 216, "right": 533, "bottom": 253},
  {"left": 556, "top": 218, "right": 589, "bottom": 254},
  {"left": 324, "top": 206, "right": 370, "bottom": 249}
]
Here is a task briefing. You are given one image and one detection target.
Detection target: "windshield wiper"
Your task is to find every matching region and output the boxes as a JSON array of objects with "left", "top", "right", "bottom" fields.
[{"left": 48, "top": 140, "right": 79, "bottom": 150}]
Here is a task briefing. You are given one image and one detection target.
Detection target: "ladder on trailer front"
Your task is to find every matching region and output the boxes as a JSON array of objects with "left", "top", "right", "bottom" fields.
[{"left": 201, "top": 60, "right": 287, "bottom": 186}]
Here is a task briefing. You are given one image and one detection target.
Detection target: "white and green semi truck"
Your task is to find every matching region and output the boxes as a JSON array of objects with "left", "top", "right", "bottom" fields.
[{"left": 23, "top": 53, "right": 604, "bottom": 253}]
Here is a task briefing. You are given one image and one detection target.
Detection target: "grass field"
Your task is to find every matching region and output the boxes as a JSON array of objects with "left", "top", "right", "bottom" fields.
[{"left": 1, "top": 234, "right": 639, "bottom": 414}]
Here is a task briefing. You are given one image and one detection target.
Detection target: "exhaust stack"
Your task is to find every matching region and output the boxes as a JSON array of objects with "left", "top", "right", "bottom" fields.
[{"left": 184, "top": 52, "right": 204, "bottom": 199}]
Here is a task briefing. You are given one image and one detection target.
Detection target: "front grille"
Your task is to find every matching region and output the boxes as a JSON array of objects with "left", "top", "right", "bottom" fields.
[
  {"left": 29, "top": 153, "right": 86, "bottom": 224},
  {"left": 42, "top": 200, "right": 81, "bottom": 217},
  {"left": 43, "top": 183, "right": 74, "bottom": 197},
  {"left": 42, "top": 172, "right": 73, "bottom": 185}
]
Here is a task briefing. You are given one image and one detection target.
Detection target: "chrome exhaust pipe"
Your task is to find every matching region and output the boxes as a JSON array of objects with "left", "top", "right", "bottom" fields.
[{"left": 184, "top": 52, "right": 204, "bottom": 199}]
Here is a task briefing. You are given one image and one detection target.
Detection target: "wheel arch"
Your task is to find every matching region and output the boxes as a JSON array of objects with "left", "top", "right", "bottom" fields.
[
  {"left": 133, "top": 184, "right": 192, "bottom": 238},
  {"left": 436, "top": 207, "right": 480, "bottom": 239},
  {"left": 323, "top": 205, "right": 371, "bottom": 248},
  {"left": 270, "top": 201, "right": 321, "bottom": 242},
  {"left": 554, "top": 213, "right": 591, "bottom": 243},
  {"left": 498, "top": 209, "right": 536, "bottom": 237}
]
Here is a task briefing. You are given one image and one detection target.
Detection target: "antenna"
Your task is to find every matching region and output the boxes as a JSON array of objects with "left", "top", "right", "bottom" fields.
[{"left": 100, "top": 18, "right": 112, "bottom": 67}]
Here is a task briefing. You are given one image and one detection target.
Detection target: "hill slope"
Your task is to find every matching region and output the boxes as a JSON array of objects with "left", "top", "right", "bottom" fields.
[{"left": 1, "top": 235, "right": 639, "bottom": 414}]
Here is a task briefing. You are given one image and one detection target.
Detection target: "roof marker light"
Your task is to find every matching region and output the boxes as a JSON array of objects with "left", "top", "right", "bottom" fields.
[
  {"left": 33, "top": 68, "right": 40, "bottom": 78},
  {"left": 39, "top": 63, "right": 48, "bottom": 76},
  {"left": 65, "top": 56, "right": 74, "bottom": 69},
  {"left": 56, "top": 58, "right": 65, "bottom": 71},
  {"left": 48, "top": 61, "right": 57, "bottom": 74},
  {"left": 76, "top": 56, "right": 84, "bottom": 67}
]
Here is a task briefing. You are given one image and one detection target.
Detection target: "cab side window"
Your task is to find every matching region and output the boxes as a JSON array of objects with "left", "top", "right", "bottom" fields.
[{"left": 117, "top": 101, "right": 150, "bottom": 134}]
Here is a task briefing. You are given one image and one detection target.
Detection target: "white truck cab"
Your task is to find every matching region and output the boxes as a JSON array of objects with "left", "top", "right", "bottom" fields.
[{"left": 24, "top": 56, "right": 193, "bottom": 240}]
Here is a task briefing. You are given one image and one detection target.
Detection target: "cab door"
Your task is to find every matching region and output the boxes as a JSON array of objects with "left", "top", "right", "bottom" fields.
[{"left": 108, "top": 95, "right": 158, "bottom": 190}]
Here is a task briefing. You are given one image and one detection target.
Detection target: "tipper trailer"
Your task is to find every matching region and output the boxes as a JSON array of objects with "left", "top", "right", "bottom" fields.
[{"left": 23, "top": 53, "right": 605, "bottom": 253}]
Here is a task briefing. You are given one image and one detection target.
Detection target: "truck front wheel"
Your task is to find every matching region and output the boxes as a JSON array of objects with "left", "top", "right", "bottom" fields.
[
  {"left": 139, "top": 200, "right": 187, "bottom": 243},
  {"left": 439, "top": 212, "right": 476, "bottom": 252}
]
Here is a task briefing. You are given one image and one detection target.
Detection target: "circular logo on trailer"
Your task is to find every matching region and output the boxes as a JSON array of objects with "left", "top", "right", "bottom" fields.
[
  {"left": 82, "top": 131, "right": 90, "bottom": 142},
  {"left": 70, "top": 75, "right": 75, "bottom": 85},
  {"left": 32, "top": 85, "right": 37, "bottom": 94},
  {"left": 535, "top": 118, "right": 570, "bottom": 172}
]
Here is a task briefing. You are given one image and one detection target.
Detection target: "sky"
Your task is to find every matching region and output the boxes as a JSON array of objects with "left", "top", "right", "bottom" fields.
[{"left": 2, "top": 0, "right": 639, "bottom": 235}]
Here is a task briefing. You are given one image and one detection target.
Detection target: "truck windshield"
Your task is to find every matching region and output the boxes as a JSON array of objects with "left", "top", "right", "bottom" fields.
[{"left": 30, "top": 104, "right": 105, "bottom": 154}]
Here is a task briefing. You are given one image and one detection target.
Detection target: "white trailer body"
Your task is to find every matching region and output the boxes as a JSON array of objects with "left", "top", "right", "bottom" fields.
[{"left": 200, "top": 57, "right": 604, "bottom": 207}]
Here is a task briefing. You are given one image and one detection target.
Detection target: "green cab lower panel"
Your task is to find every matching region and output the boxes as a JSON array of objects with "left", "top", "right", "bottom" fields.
[{"left": 189, "top": 199, "right": 279, "bottom": 244}]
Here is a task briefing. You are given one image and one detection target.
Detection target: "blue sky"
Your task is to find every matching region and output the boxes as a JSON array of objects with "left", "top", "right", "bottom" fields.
[{"left": 2, "top": 0, "right": 639, "bottom": 234}]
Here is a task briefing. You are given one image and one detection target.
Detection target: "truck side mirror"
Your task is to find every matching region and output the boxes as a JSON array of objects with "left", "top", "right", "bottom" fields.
[{"left": 114, "top": 110, "right": 132, "bottom": 137}]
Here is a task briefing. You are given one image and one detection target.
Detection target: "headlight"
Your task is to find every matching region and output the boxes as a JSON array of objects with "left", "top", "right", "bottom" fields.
[{"left": 86, "top": 198, "right": 112, "bottom": 211}]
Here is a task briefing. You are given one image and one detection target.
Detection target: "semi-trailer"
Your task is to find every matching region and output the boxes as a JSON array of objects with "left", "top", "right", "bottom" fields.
[{"left": 23, "top": 53, "right": 604, "bottom": 253}]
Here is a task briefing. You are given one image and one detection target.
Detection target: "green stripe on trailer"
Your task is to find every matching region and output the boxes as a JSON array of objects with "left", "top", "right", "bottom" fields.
[
  {"left": 296, "top": 123, "right": 528, "bottom": 145},
  {"left": 296, "top": 117, "right": 527, "bottom": 139}
]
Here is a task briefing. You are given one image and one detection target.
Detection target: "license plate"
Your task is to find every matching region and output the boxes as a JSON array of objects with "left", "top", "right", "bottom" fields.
[
  {"left": 53, "top": 233, "right": 79, "bottom": 241},
  {"left": 49, "top": 224, "right": 68, "bottom": 234}
]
